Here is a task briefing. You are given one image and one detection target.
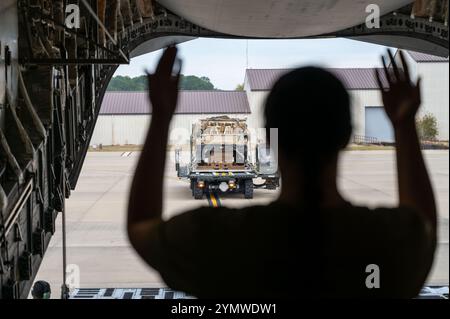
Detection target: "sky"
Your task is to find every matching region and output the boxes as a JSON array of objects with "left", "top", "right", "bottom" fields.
[{"left": 114, "top": 38, "right": 392, "bottom": 90}]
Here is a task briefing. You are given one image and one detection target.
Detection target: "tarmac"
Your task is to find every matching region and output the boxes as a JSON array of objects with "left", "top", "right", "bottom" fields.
[{"left": 35, "top": 150, "right": 449, "bottom": 297}]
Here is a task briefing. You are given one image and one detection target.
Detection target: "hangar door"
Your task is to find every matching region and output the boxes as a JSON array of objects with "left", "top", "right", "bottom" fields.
[{"left": 365, "top": 106, "right": 394, "bottom": 143}]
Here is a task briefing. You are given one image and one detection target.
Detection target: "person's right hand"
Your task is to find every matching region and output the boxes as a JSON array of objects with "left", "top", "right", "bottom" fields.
[
  {"left": 146, "top": 45, "right": 182, "bottom": 125},
  {"left": 375, "top": 50, "right": 422, "bottom": 128}
]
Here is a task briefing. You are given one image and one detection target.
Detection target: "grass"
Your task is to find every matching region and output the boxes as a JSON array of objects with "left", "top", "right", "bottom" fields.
[
  {"left": 89, "top": 145, "right": 143, "bottom": 152},
  {"left": 89, "top": 142, "right": 448, "bottom": 153},
  {"left": 346, "top": 144, "right": 395, "bottom": 151},
  {"left": 89, "top": 144, "right": 397, "bottom": 152}
]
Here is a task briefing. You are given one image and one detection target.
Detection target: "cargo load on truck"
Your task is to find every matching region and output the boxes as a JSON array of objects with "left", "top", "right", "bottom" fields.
[{"left": 175, "top": 116, "right": 280, "bottom": 199}]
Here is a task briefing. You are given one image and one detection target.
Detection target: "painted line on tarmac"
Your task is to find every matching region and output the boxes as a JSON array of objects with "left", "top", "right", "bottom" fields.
[{"left": 207, "top": 192, "right": 222, "bottom": 208}]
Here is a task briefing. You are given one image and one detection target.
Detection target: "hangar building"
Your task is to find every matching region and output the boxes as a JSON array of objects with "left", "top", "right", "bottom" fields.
[
  {"left": 91, "top": 91, "right": 251, "bottom": 146},
  {"left": 91, "top": 51, "right": 449, "bottom": 146}
]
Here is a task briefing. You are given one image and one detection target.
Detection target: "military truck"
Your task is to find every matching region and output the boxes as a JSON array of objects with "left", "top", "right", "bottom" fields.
[{"left": 175, "top": 116, "right": 279, "bottom": 199}]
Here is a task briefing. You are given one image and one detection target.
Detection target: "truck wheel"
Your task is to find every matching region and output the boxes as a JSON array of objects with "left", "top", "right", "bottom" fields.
[
  {"left": 194, "top": 184, "right": 203, "bottom": 200},
  {"left": 265, "top": 179, "right": 277, "bottom": 190},
  {"left": 190, "top": 179, "right": 195, "bottom": 195},
  {"left": 244, "top": 179, "right": 253, "bottom": 199}
]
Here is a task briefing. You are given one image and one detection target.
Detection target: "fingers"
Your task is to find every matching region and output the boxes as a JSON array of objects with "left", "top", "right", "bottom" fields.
[
  {"left": 387, "top": 49, "right": 401, "bottom": 81},
  {"left": 172, "top": 57, "right": 182, "bottom": 77},
  {"left": 173, "top": 58, "right": 183, "bottom": 84},
  {"left": 399, "top": 50, "right": 411, "bottom": 83},
  {"left": 374, "top": 68, "right": 385, "bottom": 92},
  {"left": 146, "top": 70, "right": 153, "bottom": 89},
  {"left": 382, "top": 56, "right": 393, "bottom": 86},
  {"left": 416, "top": 77, "right": 422, "bottom": 102},
  {"left": 155, "top": 45, "right": 178, "bottom": 77}
]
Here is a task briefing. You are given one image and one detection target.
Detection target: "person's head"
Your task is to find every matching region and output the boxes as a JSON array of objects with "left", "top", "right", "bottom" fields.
[
  {"left": 264, "top": 67, "right": 352, "bottom": 201},
  {"left": 31, "top": 281, "right": 51, "bottom": 299}
]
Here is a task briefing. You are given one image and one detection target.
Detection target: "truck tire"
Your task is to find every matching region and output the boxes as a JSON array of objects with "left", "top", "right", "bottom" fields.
[
  {"left": 244, "top": 179, "right": 253, "bottom": 199},
  {"left": 194, "top": 183, "right": 203, "bottom": 200},
  {"left": 190, "top": 179, "right": 195, "bottom": 195},
  {"left": 265, "top": 179, "right": 277, "bottom": 190}
]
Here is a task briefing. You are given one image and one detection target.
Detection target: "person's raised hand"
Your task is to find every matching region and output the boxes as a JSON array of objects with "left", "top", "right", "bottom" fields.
[
  {"left": 375, "top": 50, "right": 422, "bottom": 128},
  {"left": 147, "top": 45, "right": 182, "bottom": 124}
]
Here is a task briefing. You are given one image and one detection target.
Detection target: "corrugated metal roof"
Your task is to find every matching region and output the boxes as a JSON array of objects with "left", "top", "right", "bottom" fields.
[
  {"left": 407, "top": 51, "right": 449, "bottom": 63},
  {"left": 100, "top": 91, "right": 251, "bottom": 115},
  {"left": 245, "top": 68, "right": 389, "bottom": 91}
]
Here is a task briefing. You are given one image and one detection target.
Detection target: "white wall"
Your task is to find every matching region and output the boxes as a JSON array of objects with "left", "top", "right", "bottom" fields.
[
  {"left": 90, "top": 113, "right": 249, "bottom": 146},
  {"left": 416, "top": 63, "right": 449, "bottom": 140},
  {"left": 397, "top": 53, "right": 449, "bottom": 140},
  {"left": 245, "top": 87, "right": 384, "bottom": 141},
  {"left": 349, "top": 90, "right": 384, "bottom": 137},
  {"left": 90, "top": 115, "right": 149, "bottom": 145},
  {"left": 245, "top": 90, "right": 269, "bottom": 130}
]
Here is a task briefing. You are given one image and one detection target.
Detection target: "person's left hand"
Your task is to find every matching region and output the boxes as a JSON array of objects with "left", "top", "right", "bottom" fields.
[
  {"left": 147, "top": 45, "right": 182, "bottom": 124},
  {"left": 375, "top": 49, "right": 422, "bottom": 129}
]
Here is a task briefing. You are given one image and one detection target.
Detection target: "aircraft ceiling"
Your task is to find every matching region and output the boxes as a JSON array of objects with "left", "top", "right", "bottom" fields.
[{"left": 157, "top": 0, "right": 415, "bottom": 37}]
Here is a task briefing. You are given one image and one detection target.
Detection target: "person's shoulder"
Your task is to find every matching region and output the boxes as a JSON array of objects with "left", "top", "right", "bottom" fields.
[
  {"left": 354, "top": 204, "right": 425, "bottom": 223},
  {"left": 336, "top": 203, "right": 421, "bottom": 217},
  {"left": 336, "top": 204, "right": 429, "bottom": 237},
  {"left": 325, "top": 203, "right": 427, "bottom": 230}
]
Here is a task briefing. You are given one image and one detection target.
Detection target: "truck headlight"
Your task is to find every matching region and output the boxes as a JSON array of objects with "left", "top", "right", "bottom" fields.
[{"left": 197, "top": 181, "right": 205, "bottom": 188}]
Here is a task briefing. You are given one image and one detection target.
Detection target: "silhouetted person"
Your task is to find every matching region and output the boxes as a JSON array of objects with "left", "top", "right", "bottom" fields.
[{"left": 127, "top": 46, "right": 436, "bottom": 298}]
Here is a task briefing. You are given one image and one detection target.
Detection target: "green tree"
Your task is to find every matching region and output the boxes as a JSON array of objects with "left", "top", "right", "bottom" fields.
[
  {"left": 180, "top": 75, "right": 215, "bottom": 90},
  {"left": 107, "top": 74, "right": 215, "bottom": 91},
  {"left": 417, "top": 113, "right": 439, "bottom": 141},
  {"left": 235, "top": 83, "right": 244, "bottom": 91},
  {"left": 107, "top": 75, "right": 147, "bottom": 91}
]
